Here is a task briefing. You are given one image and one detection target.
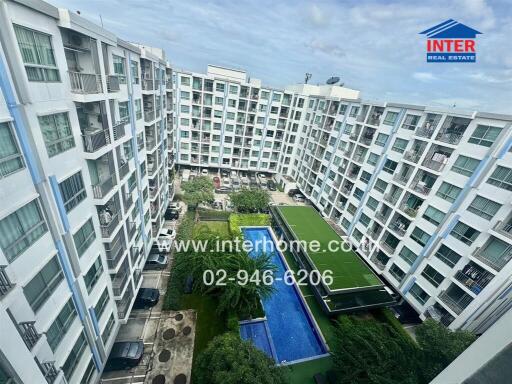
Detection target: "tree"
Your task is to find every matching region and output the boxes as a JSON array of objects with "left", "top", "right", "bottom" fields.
[
  {"left": 331, "top": 316, "right": 420, "bottom": 384},
  {"left": 181, "top": 176, "right": 214, "bottom": 209},
  {"left": 415, "top": 319, "right": 476, "bottom": 383},
  {"left": 194, "top": 333, "right": 288, "bottom": 384},
  {"left": 172, "top": 227, "right": 276, "bottom": 318},
  {"left": 229, "top": 189, "right": 270, "bottom": 213}
]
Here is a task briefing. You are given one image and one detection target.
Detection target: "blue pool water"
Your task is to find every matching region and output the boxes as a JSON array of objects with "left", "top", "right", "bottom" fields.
[
  {"left": 239, "top": 320, "right": 277, "bottom": 361},
  {"left": 240, "top": 227, "right": 327, "bottom": 363}
]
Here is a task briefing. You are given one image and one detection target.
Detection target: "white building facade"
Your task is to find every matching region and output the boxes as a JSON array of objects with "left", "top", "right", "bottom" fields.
[
  {"left": 172, "top": 67, "right": 512, "bottom": 335},
  {"left": 0, "top": 0, "right": 173, "bottom": 383}
]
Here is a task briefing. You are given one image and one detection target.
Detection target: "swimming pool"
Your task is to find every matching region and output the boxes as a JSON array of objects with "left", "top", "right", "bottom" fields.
[{"left": 240, "top": 227, "right": 327, "bottom": 364}]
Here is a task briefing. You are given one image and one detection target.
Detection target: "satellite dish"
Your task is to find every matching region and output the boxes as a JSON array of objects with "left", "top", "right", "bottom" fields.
[{"left": 326, "top": 76, "right": 340, "bottom": 85}]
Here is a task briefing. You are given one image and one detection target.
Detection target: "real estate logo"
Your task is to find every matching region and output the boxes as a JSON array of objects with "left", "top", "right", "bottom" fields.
[{"left": 420, "top": 19, "right": 482, "bottom": 63}]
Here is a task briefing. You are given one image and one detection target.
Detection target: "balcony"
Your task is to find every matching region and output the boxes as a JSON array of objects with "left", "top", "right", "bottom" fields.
[
  {"left": 100, "top": 212, "right": 120, "bottom": 238},
  {"left": 493, "top": 220, "right": 512, "bottom": 238},
  {"left": 37, "top": 360, "right": 59, "bottom": 384},
  {"left": 105, "top": 230, "right": 126, "bottom": 269},
  {"left": 473, "top": 237, "right": 512, "bottom": 272},
  {"left": 384, "top": 193, "right": 400, "bottom": 205},
  {"left": 68, "top": 72, "right": 102, "bottom": 94},
  {"left": 425, "top": 305, "right": 454, "bottom": 327},
  {"left": 454, "top": 264, "right": 493, "bottom": 295},
  {"left": 107, "top": 75, "right": 120, "bottom": 92},
  {"left": 112, "top": 120, "right": 127, "bottom": 141},
  {"left": 123, "top": 193, "right": 133, "bottom": 213},
  {"left": 439, "top": 285, "right": 473, "bottom": 315},
  {"left": 92, "top": 174, "right": 116, "bottom": 199},
  {"left": 127, "top": 221, "right": 137, "bottom": 240},
  {"left": 142, "top": 79, "right": 154, "bottom": 91},
  {"left": 389, "top": 221, "right": 407, "bottom": 237},
  {"left": 133, "top": 268, "right": 142, "bottom": 288},
  {"left": 404, "top": 150, "right": 421, "bottom": 163},
  {"left": 118, "top": 160, "right": 129, "bottom": 180},
  {"left": 0, "top": 266, "right": 15, "bottom": 298},
  {"left": 416, "top": 126, "right": 436, "bottom": 139},
  {"left": 400, "top": 204, "right": 419, "bottom": 218},
  {"left": 116, "top": 284, "right": 134, "bottom": 319},
  {"left": 393, "top": 173, "right": 410, "bottom": 186},
  {"left": 144, "top": 110, "right": 155, "bottom": 122},
  {"left": 130, "top": 246, "right": 140, "bottom": 265},
  {"left": 112, "top": 265, "right": 130, "bottom": 297},
  {"left": 411, "top": 180, "right": 432, "bottom": 196},
  {"left": 370, "top": 251, "right": 389, "bottom": 270},
  {"left": 19, "top": 321, "right": 41, "bottom": 350},
  {"left": 82, "top": 129, "right": 110, "bottom": 153}
]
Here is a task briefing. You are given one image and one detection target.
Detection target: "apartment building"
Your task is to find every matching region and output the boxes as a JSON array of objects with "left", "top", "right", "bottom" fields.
[
  {"left": 173, "top": 67, "right": 512, "bottom": 334},
  {"left": 0, "top": 1, "right": 172, "bottom": 383}
]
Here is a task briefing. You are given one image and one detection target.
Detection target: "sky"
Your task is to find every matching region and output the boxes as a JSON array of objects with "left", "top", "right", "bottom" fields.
[{"left": 54, "top": 0, "right": 512, "bottom": 114}]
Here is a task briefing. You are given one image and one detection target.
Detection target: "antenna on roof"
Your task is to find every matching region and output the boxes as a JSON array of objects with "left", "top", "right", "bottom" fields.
[
  {"left": 305, "top": 73, "right": 312, "bottom": 84},
  {"left": 326, "top": 76, "right": 340, "bottom": 85}
]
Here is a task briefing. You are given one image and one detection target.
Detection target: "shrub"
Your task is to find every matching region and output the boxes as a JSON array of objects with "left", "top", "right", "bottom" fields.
[{"left": 228, "top": 213, "right": 271, "bottom": 237}]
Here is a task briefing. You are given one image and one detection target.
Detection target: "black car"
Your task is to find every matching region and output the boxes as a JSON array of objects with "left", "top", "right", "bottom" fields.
[
  {"left": 133, "top": 288, "right": 160, "bottom": 309},
  {"left": 164, "top": 208, "right": 179, "bottom": 220},
  {"left": 267, "top": 180, "right": 277, "bottom": 191},
  {"left": 287, "top": 188, "right": 300, "bottom": 197},
  {"left": 105, "top": 341, "right": 144, "bottom": 371}
]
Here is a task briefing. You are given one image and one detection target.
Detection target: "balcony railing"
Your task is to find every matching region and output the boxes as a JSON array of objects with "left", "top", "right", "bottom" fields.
[
  {"left": 393, "top": 173, "right": 410, "bottom": 185},
  {"left": 68, "top": 71, "right": 102, "bottom": 94},
  {"left": 100, "top": 212, "right": 120, "bottom": 238},
  {"left": 473, "top": 246, "right": 512, "bottom": 272},
  {"left": 142, "top": 79, "right": 154, "bottom": 91},
  {"left": 439, "top": 290, "right": 473, "bottom": 315},
  {"left": 118, "top": 161, "right": 129, "bottom": 180},
  {"left": 404, "top": 150, "right": 421, "bottom": 163},
  {"left": 82, "top": 129, "right": 110, "bottom": 153},
  {"left": 92, "top": 174, "right": 116, "bottom": 199},
  {"left": 130, "top": 246, "right": 140, "bottom": 265},
  {"left": 112, "top": 270, "right": 129, "bottom": 297},
  {"left": 411, "top": 181, "right": 432, "bottom": 196},
  {"left": 436, "top": 130, "right": 463, "bottom": 145},
  {"left": 37, "top": 360, "right": 59, "bottom": 384},
  {"left": 106, "top": 237, "right": 125, "bottom": 269},
  {"left": 375, "top": 211, "right": 390, "bottom": 224},
  {"left": 380, "top": 240, "right": 396, "bottom": 254},
  {"left": 384, "top": 193, "right": 399, "bottom": 205},
  {"left": 107, "top": 75, "right": 120, "bottom": 92},
  {"left": 144, "top": 110, "right": 155, "bottom": 122},
  {"left": 416, "top": 126, "right": 435, "bottom": 139},
  {"left": 0, "top": 266, "right": 15, "bottom": 298},
  {"left": 19, "top": 321, "right": 41, "bottom": 350},
  {"left": 454, "top": 270, "right": 492, "bottom": 295},
  {"left": 127, "top": 221, "right": 137, "bottom": 240},
  {"left": 400, "top": 204, "right": 419, "bottom": 218},
  {"left": 116, "top": 286, "right": 133, "bottom": 319},
  {"left": 112, "top": 120, "right": 127, "bottom": 141},
  {"left": 370, "top": 253, "right": 387, "bottom": 270},
  {"left": 133, "top": 268, "right": 142, "bottom": 287},
  {"left": 123, "top": 193, "right": 133, "bottom": 213},
  {"left": 423, "top": 158, "right": 447, "bottom": 172},
  {"left": 425, "top": 306, "right": 454, "bottom": 327},
  {"left": 493, "top": 220, "right": 512, "bottom": 238}
]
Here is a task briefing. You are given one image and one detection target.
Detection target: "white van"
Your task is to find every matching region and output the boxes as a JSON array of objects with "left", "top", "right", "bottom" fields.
[{"left": 182, "top": 169, "right": 190, "bottom": 182}]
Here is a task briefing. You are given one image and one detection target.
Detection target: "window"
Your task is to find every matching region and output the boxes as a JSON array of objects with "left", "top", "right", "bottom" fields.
[
  {"left": 360, "top": 171, "right": 371, "bottom": 184},
  {"left": 0, "top": 199, "right": 47, "bottom": 261},
  {"left": 102, "top": 312, "right": 116, "bottom": 344},
  {"left": 366, "top": 196, "right": 379, "bottom": 211},
  {"left": 383, "top": 111, "right": 399, "bottom": 126},
  {"left": 0, "top": 122, "right": 24, "bottom": 177},
  {"left": 374, "top": 178, "right": 387, "bottom": 193},
  {"left": 411, "top": 227, "right": 430, "bottom": 246},
  {"left": 398, "top": 246, "right": 418, "bottom": 266},
  {"left": 215, "top": 82, "right": 224, "bottom": 92},
  {"left": 38, "top": 113, "right": 75, "bottom": 157},
  {"left": 112, "top": 55, "right": 126, "bottom": 82},
  {"left": 375, "top": 133, "right": 388, "bottom": 147},
  {"left": 421, "top": 265, "right": 444, "bottom": 287},
  {"left": 401, "top": 114, "right": 420, "bottom": 130},
  {"left": 435, "top": 244, "right": 461, "bottom": 268},
  {"left": 95, "top": 288, "right": 110, "bottom": 319},
  {"left": 13, "top": 25, "right": 60, "bottom": 82},
  {"left": 84, "top": 256, "right": 103, "bottom": 293},
  {"left": 180, "top": 91, "right": 190, "bottom": 100},
  {"left": 180, "top": 76, "right": 190, "bottom": 86},
  {"left": 478, "top": 237, "right": 512, "bottom": 271},
  {"left": 487, "top": 166, "right": 512, "bottom": 191},
  {"left": 59, "top": 172, "right": 87, "bottom": 212},
  {"left": 409, "top": 283, "right": 430, "bottom": 305},
  {"left": 80, "top": 359, "right": 96, "bottom": 384},
  {"left": 452, "top": 155, "right": 480, "bottom": 177},
  {"left": 229, "top": 85, "right": 238, "bottom": 95},
  {"left": 130, "top": 60, "right": 139, "bottom": 84},
  {"left": 468, "top": 125, "right": 502, "bottom": 147},
  {"left": 73, "top": 218, "right": 96, "bottom": 257},
  {"left": 391, "top": 138, "right": 408, "bottom": 153},
  {"left": 389, "top": 264, "right": 405, "bottom": 282},
  {"left": 422, "top": 206, "right": 445, "bottom": 226},
  {"left": 119, "top": 101, "right": 129, "bottom": 122},
  {"left": 62, "top": 332, "right": 88, "bottom": 381},
  {"left": 367, "top": 152, "right": 379, "bottom": 166},
  {"left": 467, "top": 196, "right": 501, "bottom": 220},
  {"left": 451, "top": 221, "right": 479, "bottom": 245},
  {"left": 436, "top": 182, "right": 461, "bottom": 203},
  {"left": 135, "top": 99, "right": 142, "bottom": 120},
  {"left": 46, "top": 298, "right": 77, "bottom": 351},
  {"left": 359, "top": 213, "right": 371, "bottom": 226},
  {"left": 383, "top": 159, "right": 397, "bottom": 174},
  {"left": 24, "top": 255, "right": 63, "bottom": 311}
]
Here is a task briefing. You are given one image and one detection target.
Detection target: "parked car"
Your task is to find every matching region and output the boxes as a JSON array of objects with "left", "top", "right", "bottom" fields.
[
  {"left": 230, "top": 170, "right": 237, "bottom": 178},
  {"left": 222, "top": 177, "right": 231, "bottom": 188},
  {"left": 249, "top": 180, "right": 259, "bottom": 190},
  {"left": 201, "top": 169, "right": 209, "bottom": 176},
  {"left": 232, "top": 178, "right": 241, "bottom": 190},
  {"left": 159, "top": 227, "right": 176, "bottom": 241},
  {"left": 145, "top": 254, "right": 168, "bottom": 270},
  {"left": 260, "top": 180, "right": 268, "bottom": 190},
  {"left": 293, "top": 194, "right": 305, "bottom": 203},
  {"left": 257, "top": 173, "right": 267, "bottom": 182},
  {"left": 267, "top": 180, "right": 277, "bottom": 191},
  {"left": 240, "top": 176, "right": 250, "bottom": 187},
  {"left": 133, "top": 288, "right": 160, "bottom": 309},
  {"left": 164, "top": 209, "right": 179, "bottom": 220},
  {"left": 287, "top": 188, "right": 300, "bottom": 197},
  {"left": 105, "top": 341, "right": 144, "bottom": 371},
  {"left": 217, "top": 186, "right": 231, "bottom": 194},
  {"left": 212, "top": 200, "right": 223, "bottom": 210},
  {"left": 213, "top": 176, "right": 221, "bottom": 189},
  {"left": 168, "top": 201, "right": 182, "bottom": 213},
  {"left": 221, "top": 170, "right": 229, "bottom": 178}
]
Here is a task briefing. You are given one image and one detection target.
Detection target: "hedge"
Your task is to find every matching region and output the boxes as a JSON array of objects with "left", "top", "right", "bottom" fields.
[{"left": 228, "top": 213, "right": 271, "bottom": 237}]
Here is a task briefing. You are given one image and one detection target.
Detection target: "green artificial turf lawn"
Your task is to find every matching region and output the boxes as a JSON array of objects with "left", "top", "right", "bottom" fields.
[{"left": 277, "top": 206, "right": 381, "bottom": 291}]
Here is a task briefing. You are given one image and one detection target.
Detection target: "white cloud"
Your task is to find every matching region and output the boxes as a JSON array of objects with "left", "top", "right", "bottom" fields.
[
  {"left": 308, "top": 4, "right": 329, "bottom": 26},
  {"left": 413, "top": 72, "right": 438, "bottom": 82}
]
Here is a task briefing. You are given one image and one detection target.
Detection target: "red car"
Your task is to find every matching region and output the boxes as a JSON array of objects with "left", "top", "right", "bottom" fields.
[{"left": 213, "top": 176, "right": 221, "bottom": 189}]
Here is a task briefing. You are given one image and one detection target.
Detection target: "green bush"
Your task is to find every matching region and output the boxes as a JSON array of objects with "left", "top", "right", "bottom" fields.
[
  {"left": 197, "top": 208, "right": 230, "bottom": 221},
  {"left": 228, "top": 213, "right": 271, "bottom": 237},
  {"left": 374, "top": 308, "right": 416, "bottom": 345}
]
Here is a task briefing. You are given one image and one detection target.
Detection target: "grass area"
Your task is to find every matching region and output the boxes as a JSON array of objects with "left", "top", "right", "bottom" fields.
[
  {"left": 287, "top": 356, "right": 334, "bottom": 384},
  {"left": 229, "top": 213, "right": 271, "bottom": 237},
  {"left": 179, "top": 293, "right": 227, "bottom": 357},
  {"left": 277, "top": 206, "right": 381, "bottom": 290},
  {"left": 193, "top": 220, "right": 231, "bottom": 238}
]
